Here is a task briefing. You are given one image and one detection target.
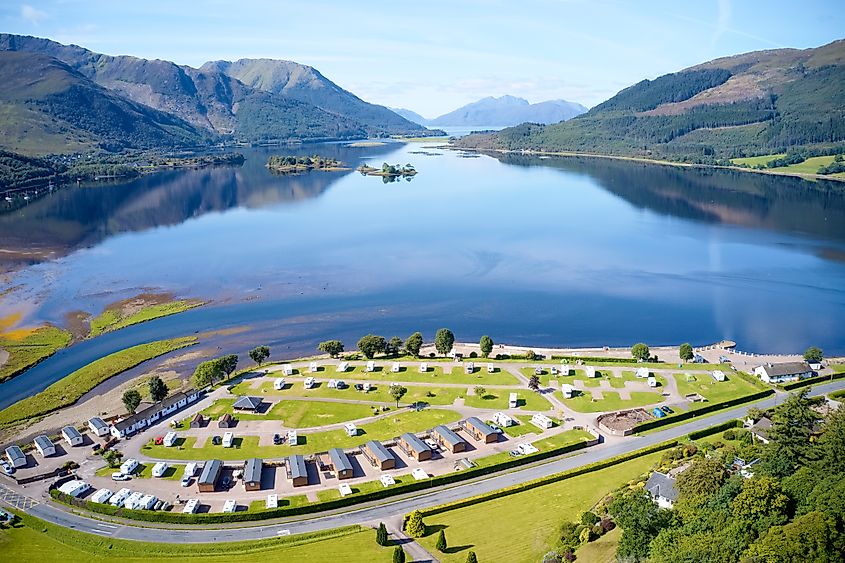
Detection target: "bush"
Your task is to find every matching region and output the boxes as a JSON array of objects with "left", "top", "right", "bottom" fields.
[
  {"left": 393, "top": 546, "right": 406, "bottom": 563},
  {"left": 542, "top": 551, "right": 563, "bottom": 563},
  {"left": 436, "top": 529, "right": 447, "bottom": 552},
  {"left": 469, "top": 351, "right": 478, "bottom": 358},
  {"left": 580, "top": 511, "right": 599, "bottom": 526},
  {"left": 405, "top": 510, "right": 426, "bottom": 537},
  {"left": 600, "top": 518, "right": 616, "bottom": 533},
  {"left": 376, "top": 522, "right": 388, "bottom": 546},
  {"left": 723, "top": 429, "right": 737, "bottom": 440}
]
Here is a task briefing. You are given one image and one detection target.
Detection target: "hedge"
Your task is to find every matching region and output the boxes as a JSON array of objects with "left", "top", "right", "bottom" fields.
[
  {"left": 551, "top": 355, "right": 640, "bottom": 364},
  {"left": 51, "top": 437, "right": 599, "bottom": 524},
  {"left": 781, "top": 371, "right": 845, "bottom": 391},
  {"left": 687, "top": 419, "right": 742, "bottom": 440},
  {"left": 632, "top": 389, "right": 774, "bottom": 433}
]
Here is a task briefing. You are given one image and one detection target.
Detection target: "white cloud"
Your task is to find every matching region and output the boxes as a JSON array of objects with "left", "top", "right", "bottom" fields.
[{"left": 21, "top": 4, "right": 48, "bottom": 25}]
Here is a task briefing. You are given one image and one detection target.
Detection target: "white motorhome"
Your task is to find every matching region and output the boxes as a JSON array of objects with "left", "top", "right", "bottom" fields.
[
  {"left": 337, "top": 362, "right": 349, "bottom": 372},
  {"left": 222, "top": 432, "right": 234, "bottom": 448},
  {"left": 120, "top": 458, "right": 140, "bottom": 475},
  {"left": 344, "top": 423, "right": 357, "bottom": 437},
  {"left": 274, "top": 378, "right": 286, "bottom": 390},
  {"left": 309, "top": 362, "right": 318, "bottom": 373},
  {"left": 281, "top": 364, "right": 293, "bottom": 376},
  {"left": 163, "top": 432, "right": 178, "bottom": 447},
  {"left": 222, "top": 499, "right": 237, "bottom": 513},
  {"left": 109, "top": 488, "right": 132, "bottom": 507},
  {"left": 304, "top": 377, "right": 316, "bottom": 389},
  {"left": 152, "top": 462, "right": 169, "bottom": 477},
  {"left": 366, "top": 361, "right": 375, "bottom": 372},
  {"left": 419, "top": 362, "right": 428, "bottom": 373},
  {"left": 531, "top": 413, "right": 554, "bottom": 429},
  {"left": 492, "top": 412, "right": 514, "bottom": 427},
  {"left": 183, "top": 499, "right": 200, "bottom": 514},
  {"left": 287, "top": 430, "right": 298, "bottom": 446},
  {"left": 509, "top": 393, "right": 518, "bottom": 408}
]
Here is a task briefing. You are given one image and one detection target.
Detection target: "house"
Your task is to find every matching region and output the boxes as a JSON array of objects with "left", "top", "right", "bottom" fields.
[
  {"left": 509, "top": 393, "right": 518, "bottom": 408},
  {"left": 282, "top": 364, "right": 294, "bottom": 376},
  {"left": 530, "top": 413, "right": 553, "bottom": 430},
  {"left": 5, "top": 445, "right": 26, "bottom": 468},
  {"left": 273, "top": 378, "right": 286, "bottom": 390},
  {"left": 461, "top": 417, "right": 498, "bottom": 443},
  {"left": 561, "top": 383, "right": 575, "bottom": 399},
  {"left": 366, "top": 361, "right": 375, "bottom": 372},
  {"left": 809, "top": 361, "right": 823, "bottom": 371},
  {"left": 344, "top": 423, "right": 357, "bottom": 437},
  {"left": 398, "top": 433, "right": 433, "bottom": 461},
  {"left": 750, "top": 416, "right": 772, "bottom": 444},
  {"left": 431, "top": 425, "right": 467, "bottom": 454},
  {"left": 33, "top": 435, "right": 55, "bottom": 457},
  {"left": 243, "top": 458, "right": 263, "bottom": 491},
  {"left": 189, "top": 413, "right": 206, "bottom": 429},
  {"left": 392, "top": 362, "right": 401, "bottom": 373},
  {"left": 361, "top": 440, "right": 395, "bottom": 470},
  {"left": 287, "top": 455, "right": 308, "bottom": 486},
  {"left": 647, "top": 376, "right": 658, "bottom": 388},
  {"left": 465, "top": 362, "right": 475, "bottom": 374},
  {"left": 636, "top": 367, "right": 649, "bottom": 379},
  {"left": 645, "top": 471, "right": 678, "bottom": 508},
  {"left": 87, "top": 417, "right": 109, "bottom": 437},
  {"left": 109, "top": 389, "right": 202, "bottom": 438},
  {"left": 217, "top": 414, "right": 234, "bottom": 428},
  {"left": 327, "top": 448, "right": 354, "bottom": 479},
  {"left": 163, "top": 431, "right": 178, "bottom": 447},
  {"left": 492, "top": 412, "right": 514, "bottom": 427},
  {"left": 712, "top": 370, "right": 726, "bottom": 382},
  {"left": 62, "top": 426, "right": 83, "bottom": 447},
  {"left": 197, "top": 459, "right": 222, "bottom": 492},
  {"left": 232, "top": 396, "right": 262, "bottom": 411},
  {"left": 419, "top": 363, "right": 428, "bottom": 373},
  {"left": 754, "top": 362, "right": 813, "bottom": 384}
]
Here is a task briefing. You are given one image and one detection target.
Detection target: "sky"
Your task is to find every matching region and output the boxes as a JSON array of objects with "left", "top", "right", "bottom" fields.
[{"left": 2, "top": 0, "right": 844, "bottom": 117}]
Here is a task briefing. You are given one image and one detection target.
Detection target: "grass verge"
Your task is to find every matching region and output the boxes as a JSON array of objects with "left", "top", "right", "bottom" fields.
[
  {"left": 0, "top": 325, "right": 72, "bottom": 383},
  {"left": 89, "top": 300, "right": 203, "bottom": 337}
]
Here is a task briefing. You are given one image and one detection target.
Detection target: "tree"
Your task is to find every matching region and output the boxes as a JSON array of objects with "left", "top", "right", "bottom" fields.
[
  {"left": 474, "top": 386, "right": 486, "bottom": 398},
  {"left": 148, "top": 376, "right": 168, "bottom": 402},
  {"left": 732, "top": 476, "right": 789, "bottom": 532},
  {"left": 465, "top": 551, "right": 478, "bottom": 563},
  {"left": 744, "top": 511, "right": 840, "bottom": 563},
  {"left": 248, "top": 346, "right": 270, "bottom": 367},
  {"left": 103, "top": 449, "right": 123, "bottom": 468},
  {"left": 405, "top": 332, "right": 423, "bottom": 357},
  {"left": 389, "top": 383, "right": 407, "bottom": 407},
  {"left": 375, "top": 522, "right": 389, "bottom": 546},
  {"left": 405, "top": 510, "right": 426, "bottom": 537},
  {"left": 479, "top": 335, "right": 494, "bottom": 358},
  {"left": 219, "top": 354, "right": 238, "bottom": 380},
  {"left": 676, "top": 457, "right": 727, "bottom": 502},
  {"left": 436, "top": 529, "right": 447, "bottom": 552},
  {"left": 122, "top": 389, "right": 142, "bottom": 414},
  {"left": 631, "top": 343, "right": 650, "bottom": 361},
  {"left": 766, "top": 389, "right": 818, "bottom": 472},
  {"left": 386, "top": 336, "right": 403, "bottom": 357},
  {"left": 528, "top": 375, "right": 540, "bottom": 392},
  {"left": 357, "top": 334, "right": 385, "bottom": 359},
  {"left": 318, "top": 340, "right": 344, "bottom": 358},
  {"left": 679, "top": 342, "right": 694, "bottom": 362},
  {"left": 580, "top": 511, "right": 600, "bottom": 526},
  {"left": 434, "top": 328, "right": 455, "bottom": 356},
  {"left": 392, "top": 546, "right": 406, "bottom": 563},
  {"left": 818, "top": 402, "right": 845, "bottom": 474},
  {"left": 193, "top": 359, "right": 223, "bottom": 388},
  {"left": 525, "top": 349, "right": 537, "bottom": 361},
  {"left": 609, "top": 489, "right": 672, "bottom": 560},
  {"left": 803, "top": 346, "right": 824, "bottom": 363}
]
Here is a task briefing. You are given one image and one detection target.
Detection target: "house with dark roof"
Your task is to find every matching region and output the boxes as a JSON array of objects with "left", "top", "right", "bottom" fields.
[
  {"left": 287, "top": 455, "right": 308, "bottom": 486},
  {"left": 243, "top": 458, "right": 263, "bottom": 491},
  {"left": 398, "top": 433, "right": 432, "bottom": 461},
  {"left": 432, "top": 425, "right": 467, "bottom": 453},
  {"left": 87, "top": 417, "right": 109, "bottom": 437},
  {"left": 109, "top": 389, "right": 201, "bottom": 438},
  {"left": 753, "top": 362, "right": 814, "bottom": 384},
  {"left": 197, "top": 459, "right": 222, "bottom": 492},
  {"left": 361, "top": 440, "right": 395, "bottom": 470},
  {"left": 33, "top": 435, "right": 55, "bottom": 457},
  {"left": 189, "top": 413, "right": 206, "bottom": 428},
  {"left": 327, "top": 448, "right": 354, "bottom": 479},
  {"left": 645, "top": 471, "right": 678, "bottom": 509},
  {"left": 5, "top": 445, "right": 26, "bottom": 468},
  {"left": 750, "top": 416, "right": 772, "bottom": 444},
  {"left": 232, "top": 396, "right": 263, "bottom": 411},
  {"left": 461, "top": 417, "right": 498, "bottom": 444}
]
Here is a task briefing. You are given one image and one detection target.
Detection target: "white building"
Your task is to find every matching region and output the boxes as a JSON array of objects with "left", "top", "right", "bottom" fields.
[
  {"left": 754, "top": 362, "right": 814, "bottom": 384},
  {"left": 561, "top": 383, "right": 575, "bottom": 399},
  {"left": 109, "top": 389, "right": 201, "bottom": 439},
  {"left": 61, "top": 426, "right": 83, "bottom": 447},
  {"left": 5, "top": 445, "right": 26, "bottom": 468},
  {"left": 712, "top": 370, "right": 726, "bottom": 382},
  {"left": 492, "top": 412, "right": 514, "bottom": 427},
  {"left": 531, "top": 413, "right": 553, "bottom": 429},
  {"left": 87, "top": 417, "right": 109, "bottom": 437},
  {"left": 274, "top": 378, "right": 286, "bottom": 390},
  {"left": 33, "top": 435, "right": 55, "bottom": 457},
  {"left": 645, "top": 471, "right": 678, "bottom": 509}
]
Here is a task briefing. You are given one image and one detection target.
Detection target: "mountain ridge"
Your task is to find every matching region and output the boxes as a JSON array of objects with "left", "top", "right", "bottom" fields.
[{"left": 391, "top": 95, "right": 587, "bottom": 127}]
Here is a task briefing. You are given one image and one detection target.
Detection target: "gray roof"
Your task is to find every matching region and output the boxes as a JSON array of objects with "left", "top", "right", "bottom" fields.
[
  {"left": 198, "top": 459, "right": 222, "bottom": 486},
  {"left": 5, "top": 445, "right": 25, "bottom": 463},
  {"left": 62, "top": 426, "right": 82, "bottom": 440},
  {"left": 645, "top": 471, "right": 678, "bottom": 502},
  {"left": 328, "top": 448, "right": 353, "bottom": 472},
  {"left": 34, "top": 435, "right": 54, "bottom": 450},
  {"left": 401, "top": 433, "right": 431, "bottom": 454},
  {"left": 365, "top": 440, "right": 393, "bottom": 463},
  {"left": 88, "top": 417, "right": 108, "bottom": 431},
  {"left": 760, "top": 362, "right": 812, "bottom": 377},
  {"left": 751, "top": 416, "right": 772, "bottom": 439},
  {"left": 288, "top": 455, "right": 307, "bottom": 480},
  {"left": 232, "top": 396, "right": 263, "bottom": 410},
  {"left": 464, "top": 416, "right": 496, "bottom": 437},
  {"left": 112, "top": 389, "right": 200, "bottom": 430},
  {"left": 244, "top": 458, "right": 262, "bottom": 484},
  {"left": 433, "top": 425, "right": 464, "bottom": 447}
]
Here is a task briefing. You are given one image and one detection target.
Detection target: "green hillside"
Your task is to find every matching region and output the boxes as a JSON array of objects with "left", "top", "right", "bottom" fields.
[{"left": 457, "top": 39, "right": 845, "bottom": 163}]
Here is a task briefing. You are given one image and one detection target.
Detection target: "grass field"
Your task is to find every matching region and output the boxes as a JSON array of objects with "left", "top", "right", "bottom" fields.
[
  {"left": 575, "top": 527, "right": 620, "bottom": 562},
  {"left": 730, "top": 153, "right": 786, "bottom": 167},
  {"left": 500, "top": 416, "right": 541, "bottom": 438},
  {"left": 201, "top": 398, "right": 376, "bottom": 427},
  {"left": 0, "top": 324, "right": 72, "bottom": 383},
  {"left": 89, "top": 300, "right": 203, "bottom": 337},
  {"left": 271, "top": 364, "right": 519, "bottom": 385},
  {"left": 248, "top": 495, "right": 309, "bottom": 511},
  {"left": 672, "top": 371, "right": 761, "bottom": 406},
  {"left": 0, "top": 512, "right": 391, "bottom": 562},
  {"left": 0, "top": 336, "right": 197, "bottom": 427},
  {"left": 473, "top": 428, "right": 589, "bottom": 468},
  {"left": 416, "top": 450, "right": 663, "bottom": 562},
  {"left": 461, "top": 390, "right": 552, "bottom": 411},
  {"left": 316, "top": 475, "right": 411, "bottom": 502},
  {"left": 731, "top": 153, "right": 845, "bottom": 176},
  {"left": 96, "top": 462, "right": 185, "bottom": 480},
  {"left": 562, "top": 390, "right": 662, "bottom": 413},
  {"left": 231, "top": 380, "right": 466, "bottom": 407},
  {"left": 145, "top": 408, "right": 462, "bottom": 459}
]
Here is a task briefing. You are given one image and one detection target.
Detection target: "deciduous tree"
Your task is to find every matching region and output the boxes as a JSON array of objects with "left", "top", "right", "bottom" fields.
[
  {"left": 405, "top": 510, "right": 426, "bottom": 537},
  {"left": 679, "top": 342, "right": 694, "bottom": 361},
  {"left": 631, "top": 343, "right": 650, "bottom": 361},
  {"left": 389, "top": 383, "right": 407, "bottom": 407},
  {"left": 248, "top": 346, "right": 270, "bottom": 366},
  {"left": 148, "top": 375, "right": 168, "bottom": 402},
  {"left": 528, "top": 375, "right": 540, "bottom": 391},
  {"left": 386, "top": 336, "right": 403, "bottom": 357},
  {"left": 479, "top": 335, "right": 494, "bottom": 357},
  {"left": 405, "top": 332, "right": 423, "bottom": 357},
  {"left": 357, "top": 334, "right": 386, "bottom": 359},
  {"left": 318, "top": 340, "right": 344, "bottom": 358},
  {"left": 219, "top": 354, "right": 238, "bottom": 379},
  {"left": 122, "top": 389, "right": 142, "bottom": 414},
  {"left": 434, "top": 328, "right": 455, "bottom": 356}
]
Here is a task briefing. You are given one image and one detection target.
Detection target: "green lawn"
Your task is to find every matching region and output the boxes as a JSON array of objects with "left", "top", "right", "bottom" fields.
[
  {"left": 730, "top": 153, "right": 785, "bottom": 167},
  {"left": 0, "top": 512, "right": 392, "bottom": 562},
  {"left": 779, "top": 154, "right": 843, "bottom": 174},
  {"left": 672, "top": 371, "right": 761, "bottom": 406},
  {"left": 248, "top": 495, "right": 309, "bottom": 511},
  {"left": 144, "top": 409, "right": 462, "bottom": 459},
  {"left": 462, "top": 390, "right": 551, "bottom": 411},
  {"left": 0, "top": 336, "right": 197, "bottom": 427},
  {"left": 201, "top": 398, "right": 376, "bottom": 427},
  {"left": 95, "top": 462, "right": 185, "bottom": 480},
  {"left": 576, "top": 527, "right": 621, "bottom": 562},
  {"left": 232, "top": 380, "right": 465, "bottom": 407},
  {"left": 416, "top": 450, "right": 663, "bottom": 563},
  {"left": 272, "top": 364, "right": 519, "bottom": 385},
  {"left": 316, "top": 475, "right": 410, "bottom": 502},
  {"left": 530, "top": 429, "right": 595, "bottom": 450},
  {"left": 562, "top": 390, "right": 662, "bottom": 413},
  {"left": 0, "top": 325, "right": 71, "bottom": 383},
  {"left": 89, "top": 299, "right": 203, "bottom": 337},
  {"left": 500, "top": 416, "right": 540, "bottom": 438}
]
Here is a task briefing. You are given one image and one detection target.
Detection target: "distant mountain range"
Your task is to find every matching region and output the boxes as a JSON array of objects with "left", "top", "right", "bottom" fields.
[
  {"left": 457, "top": 39, "right": 845, "bottom": 162},
  {"left": 0, "top": 34, "right": 434, "bottom": 155},
  {"left": 391, "top": 95, "right": 587, "bottom": 128}
]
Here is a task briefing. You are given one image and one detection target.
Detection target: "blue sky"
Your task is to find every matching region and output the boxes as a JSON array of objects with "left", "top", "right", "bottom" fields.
[{"left": 2, "top": 0, "right": 843, "bottom": 116}]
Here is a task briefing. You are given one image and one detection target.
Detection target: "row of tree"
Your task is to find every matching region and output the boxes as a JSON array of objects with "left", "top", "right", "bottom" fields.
[{"left": 318, "top": 330, "right": 499, "bottom": 360}]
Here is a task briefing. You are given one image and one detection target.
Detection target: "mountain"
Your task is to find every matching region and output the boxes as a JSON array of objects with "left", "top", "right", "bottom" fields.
[
  {"left": 428, "top": 95, "right": 587, "bottom": 126},
  {"left": 200, "top": 58, "right": 426, "bottom": 136},
  {"left": 456, "top": 39, "right": 845, "bottom": 161},
  {"left": 0, "top": 51, "right": 207, "bottom": 154},
  {"left": 390, "top": 107, "right": 429, "bottom": 126}
]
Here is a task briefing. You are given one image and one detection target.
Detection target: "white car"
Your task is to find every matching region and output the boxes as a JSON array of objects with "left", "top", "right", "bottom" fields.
[
  {"left": 180, "top": 476, "right": 192, "bottom": 487},
  {"left": 111, "top": 472, "right": 131, "bottom": 481},
  {"left": 1, "top": 462, "right": 14, "bottom": 475}
]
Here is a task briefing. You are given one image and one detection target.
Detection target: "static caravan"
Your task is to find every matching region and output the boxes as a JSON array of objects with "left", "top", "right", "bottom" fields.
[
  {"left": 287, "top": 455, "right": 308, "bottom": 487},
  {"left": 109, "top": 488, "right": 131, "bottom": 507},
  {"left": 531, "top": 413, "right": 553, "bottom": 430},
  {"left": 123, "top": 491, "right": 145, "bottom": 509},
  {"left": 152, "top": 462, "right": 169, "bottom": 478},
  {"left": 282, "top": 364, "right": 294, "bottom": 376},
  {"left": 197, "top": 459, "right": 222, "bottom": 492},
  {"left": 712, "top": 370, "right": 726, "bottom": 382},
  {"left": 398, "top": 432, "right": 432, "bottom": 461},
  {"left": 647, "top": 376, "right": 658, "bottom": 387},
  {"left": 266, "top": 494, "right": 278, "bottom": 509},
  {"left": 509, "top": 393, "right": 518, "bottom": 408},
  {"left": 163, "top": 431, "right": 178, "bottom": 447},
  {"left": 465, "top": 362, "right": 475, "bottom": 374},
  {"left": 419, "top": 362, "right": 428, "bottom": 373},
  {"left": 337, "top": 362, "right": 349, "bottom": 372},
  {"left": 184, "top": 462, "right": 198, "bottom": 477},
  {"left": 222, "top": 432, "right": 234, "bottom": 448},
  {"left": 5, "top": 445, "right": 26, "bottom": 468},
  {"left": 137, "top": 494, "right": 158, "bottom": 510},
  {"left": 461, "top": 417, "right": 498, "bottom": 444},
  {"left": 33, "top": 435, "right": 56, "bottom": 457},
  {"left": 120, "top": 458, "right": 139, "bottom": 475},
  {"left": 561, "top": 383, "right": 575, "bottom": 399},
  {"left": 392, "top": 362, "right": 401, "bottom": 373},
  {"left": 328, "top": 448, "right": 354, "bottom": 479},
  {"left": 274, "top": 378, "right": 286, "bottom": 390},
  {"left": 183, "top": 499, "right": 200, "bottom": 514},
  {"left": 585, "top": 366, "right": 597, "bottom": 378},
  {"left": 431, "top": 425, "right": 467, "bottom": 454},
  {"left": 58, "top": 480, "right": 90, "bottom": 498},
  {"left": 309, "top": 362, "right": 318, "bottom": 373},
  {"left": 287, "top": 430, "right": 298, "bottom": 446},
  {"left": 366, "top": 360, "right": 375, "bottom": 372},
  {"left": 88, "top": 417, "right": 109, "bottom": 437},
  {"left": 90, "top": 488, "right": 113, "bottom": 504},
  {"left": 492, "top": 412, "right": 514, "bottom": 427},
  {"left": 243, "top": 458, "right": 263, "bottom": 491},
  {"left": 361, "top": 440, "right": 395, "bottom": 470},
  {"left": 344, "top": 423, "right": 357, "bottom": 437},
  {"left": 487, "top": 364, "right": 495, "bottom": 373},
  {"left": 636, "top": 367, "right": 650, "bottom": 379},
  {"left": 304, "top": 377, "right": 316, "bottom": 389}
]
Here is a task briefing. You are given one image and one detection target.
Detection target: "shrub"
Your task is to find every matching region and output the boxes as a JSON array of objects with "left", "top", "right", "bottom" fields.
[
  {"left": 405, "top": 510, "right": 426, "bottom": 537},
  {"left": 393, "top": 546, "right": 406, "bottom": 563},
  {"left": 542, "top": 551, "right": 563, "bottom": 563},
  {"left": 466, "top": 552, "right": 478, "bottom": 563},
  {"left": 600, "top": 518, "right": 616, "bottom": 533},
  {"left": 580, "top": 511, "right": 599, "bottom": 526},
  {"left": 469, "top": 351, "right": 478, "bottom": 358},
  {"left": 723, "top": 429, "right": 737, "bottom": 440},
  {"left": 436, "top": 529, "right": 447, "bottom": 552},
  {"left": 376, "top": 522, "right": 388, "bottom": 546}
]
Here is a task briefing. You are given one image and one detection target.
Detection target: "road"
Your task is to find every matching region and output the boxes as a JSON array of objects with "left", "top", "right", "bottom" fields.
[{"left": 6, "top": 379, "right": 842, "bottom": 544}]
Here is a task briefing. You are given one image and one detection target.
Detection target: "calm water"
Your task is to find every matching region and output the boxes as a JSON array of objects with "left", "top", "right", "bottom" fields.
[{"left": 2, "top": 140, "right": 845, "bottom": 401}]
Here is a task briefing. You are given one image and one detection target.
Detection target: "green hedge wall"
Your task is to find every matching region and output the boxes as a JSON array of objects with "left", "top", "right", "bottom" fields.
[
  {"left": 687, "top": 419, "right": 742, "bottom": 440},
  {"left": 631, "top": 389, "right": 774, "bottom": 433},
  {"left": 781, "top": 371, "right": 845, "bottom": 391}
]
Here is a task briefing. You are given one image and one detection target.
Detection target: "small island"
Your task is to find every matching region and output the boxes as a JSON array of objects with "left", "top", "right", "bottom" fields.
[
  {"left": 357, "top": 162, "right": 417, "bottom": 180},
  {"left": 266, "top": 155, "right": 347, "bottom": 174}
]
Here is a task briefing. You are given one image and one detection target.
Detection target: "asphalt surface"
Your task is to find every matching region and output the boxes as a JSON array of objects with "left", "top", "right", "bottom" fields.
[{"left": 9, "top": 379, "right": 844, "bottom": 543}]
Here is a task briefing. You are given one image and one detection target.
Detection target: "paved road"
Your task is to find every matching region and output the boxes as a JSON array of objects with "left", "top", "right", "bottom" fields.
[{"left": 7, "top": 380, "right": 843, "bottom": 543}]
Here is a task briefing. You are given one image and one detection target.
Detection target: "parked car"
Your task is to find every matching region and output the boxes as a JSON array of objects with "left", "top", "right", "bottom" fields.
[
  {"left": 221, "top": 476, "right": 231, "bottom": 489},
  {"left": 509, "top": 449, "right": 522, "bottom": 457},
  {"left": 111, "top": 472, "right": 131, "bottom": 481},
  {"left": 336, "top": 380, "right": 347, "bottom": 389},
  {"left": 154, "top": 436, "right": 164, "bottom": 445},
  {"left": 1, "top": 462, "right": 13, "bottom": 475},
  {"left": 180, "top": 476, "right": 192, "bottom": 487},
  {"left": 273, "top": 433, "right": 282, "bottom": 445},
  {"left": 211, "top": 435, "right": 222, "bottom": 445},
  {"left": 488, "top": 424, "right": 504, "bottom": 434},
  {"left": 661, "top": 405, "right": 674, "bottom": 414},
  {"left": 354, "top": 383, "right": 364, "bottom": 391}
]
